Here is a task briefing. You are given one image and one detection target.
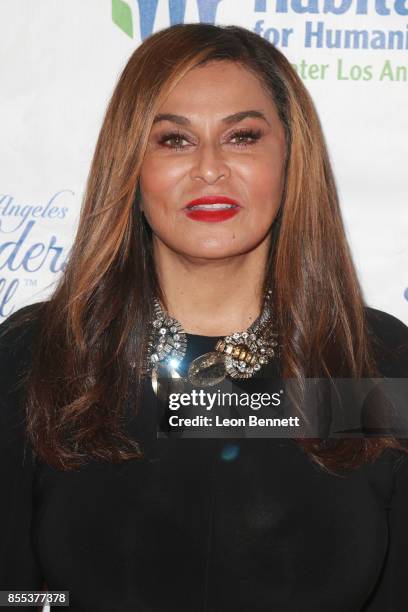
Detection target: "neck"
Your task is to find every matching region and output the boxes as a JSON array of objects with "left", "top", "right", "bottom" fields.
[{"left": 153, "top": 237, "right": 271, "bottom": 337}]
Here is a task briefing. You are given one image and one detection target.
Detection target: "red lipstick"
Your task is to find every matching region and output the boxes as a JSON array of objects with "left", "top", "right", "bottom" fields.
[{"left": 184, "top": 195, "right": 241, "bottom": 223}]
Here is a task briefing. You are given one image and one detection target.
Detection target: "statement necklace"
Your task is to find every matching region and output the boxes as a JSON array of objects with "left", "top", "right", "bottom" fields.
[{"left": 142, "top": 290, "right": 279, "bottom": 396}]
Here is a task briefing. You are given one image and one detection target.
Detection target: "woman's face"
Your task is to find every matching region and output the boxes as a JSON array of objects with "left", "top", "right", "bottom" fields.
[{"left": 139, "top": 60, "right": 286, "bottom": 260}]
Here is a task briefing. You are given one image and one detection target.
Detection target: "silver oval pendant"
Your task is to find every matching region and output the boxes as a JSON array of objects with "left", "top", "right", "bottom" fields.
[{"left": 187, "top": 351, "right": 227, "bottom": 387}]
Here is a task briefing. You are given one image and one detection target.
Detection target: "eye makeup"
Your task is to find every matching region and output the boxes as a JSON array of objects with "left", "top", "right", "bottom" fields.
[{"left": 156, "top": 127, "right": 264, "bottom": 151}]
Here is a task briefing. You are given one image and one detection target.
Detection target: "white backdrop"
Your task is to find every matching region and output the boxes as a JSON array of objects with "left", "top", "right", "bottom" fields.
[{"left": 0, "top": 1, "right": 407, "bottom": 607}]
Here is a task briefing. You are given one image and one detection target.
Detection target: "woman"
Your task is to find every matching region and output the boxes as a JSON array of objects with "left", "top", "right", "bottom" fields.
[{"left": 0, "top": 22, "right": 407, "bottom": 612}]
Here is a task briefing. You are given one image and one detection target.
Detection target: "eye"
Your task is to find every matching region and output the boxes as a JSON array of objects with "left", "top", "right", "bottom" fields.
[
  {"left": 228, "top": 128, "right": 263, "bottom": 147},
  {"left": 157, "top": 130, "right": 191, "bottom": 150},
  {"left": 156, "top": 127, "right": 263, "bottom": 151}
]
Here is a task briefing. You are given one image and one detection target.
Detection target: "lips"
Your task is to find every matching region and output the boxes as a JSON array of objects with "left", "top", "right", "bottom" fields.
[{"left": 183, "top": 195, "right": 241, "bottom": 223}]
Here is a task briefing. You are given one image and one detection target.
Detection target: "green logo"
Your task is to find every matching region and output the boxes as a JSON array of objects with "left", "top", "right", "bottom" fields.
[{"left": 112, "top": 0, "right": 133, "bottom": 38}]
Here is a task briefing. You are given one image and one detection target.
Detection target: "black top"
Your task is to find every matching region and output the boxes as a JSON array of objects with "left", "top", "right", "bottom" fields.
[{"left": 0, "top": 304, "right": 408, "bottom": 612}]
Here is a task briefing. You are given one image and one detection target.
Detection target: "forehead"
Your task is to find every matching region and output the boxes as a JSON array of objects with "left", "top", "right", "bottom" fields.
[{"left": 157, "top": 61, "right": 276, "bottom": 119}]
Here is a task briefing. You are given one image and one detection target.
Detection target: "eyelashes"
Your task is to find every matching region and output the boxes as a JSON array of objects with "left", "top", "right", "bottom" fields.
[{"left": 157, "top": 128, "right": 263, "bottom": 151}]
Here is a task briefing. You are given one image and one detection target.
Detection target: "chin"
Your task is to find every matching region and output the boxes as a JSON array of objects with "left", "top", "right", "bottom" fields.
[{"left": 177, "top": 242, "right": 251, "bottom": 260}]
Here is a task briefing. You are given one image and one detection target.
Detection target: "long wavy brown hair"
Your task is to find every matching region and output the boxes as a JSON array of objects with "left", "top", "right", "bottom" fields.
[{"left": 3, "top": 23, "right": 407, "bottom": 474}]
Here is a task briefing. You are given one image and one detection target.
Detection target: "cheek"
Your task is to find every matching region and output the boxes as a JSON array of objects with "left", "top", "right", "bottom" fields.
[
  {"left": 140, "top": 155, "right": 186, "bottom": 198},
  {"left": 238, "top": 140, "right": 284, "bottom": 186},
  {"left": 139, "top": 158, "right": 190, "bottom": 228},
  {"left": 240, "top": 159, "right": 284, "bottom": 220},
  {"left": 140, "top": 203, "right": 176, "bottom": 240}
]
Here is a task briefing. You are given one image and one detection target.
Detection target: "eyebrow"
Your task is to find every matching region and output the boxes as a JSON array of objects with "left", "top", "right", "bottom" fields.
[{"left": 152, "top": 109, "right": 271, "bottom": 127}]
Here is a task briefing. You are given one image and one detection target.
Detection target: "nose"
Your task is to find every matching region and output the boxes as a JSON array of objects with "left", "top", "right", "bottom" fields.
[{"left": 189, "top": 142, "right": 230, "bottom": 184}]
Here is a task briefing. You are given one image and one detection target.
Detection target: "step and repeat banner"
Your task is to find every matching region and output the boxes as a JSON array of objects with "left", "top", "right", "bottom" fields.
[{"left": 1, "top": 0, "right": 407, "bottom": 324}]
